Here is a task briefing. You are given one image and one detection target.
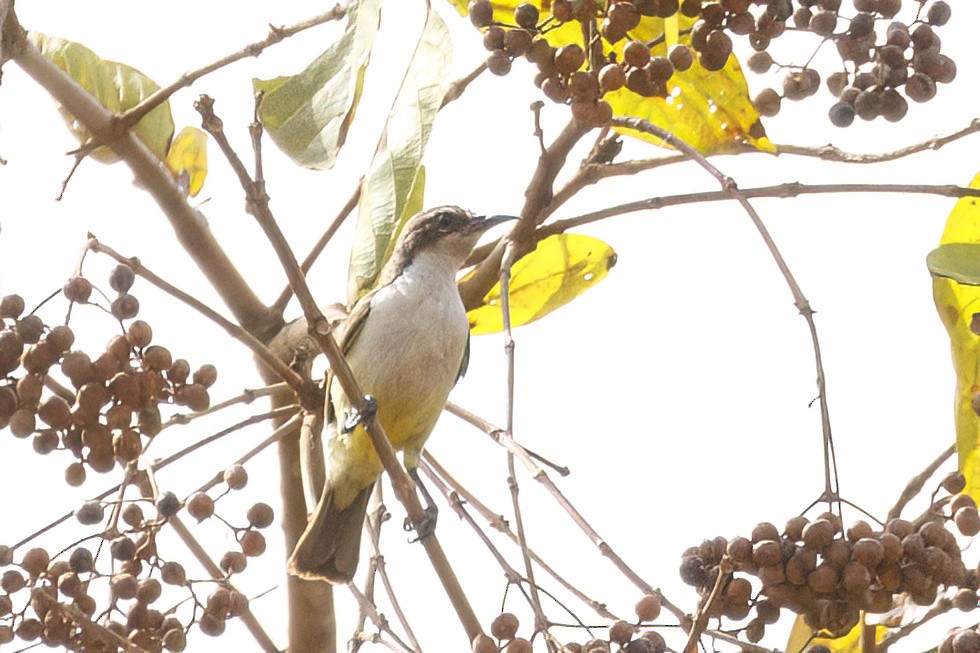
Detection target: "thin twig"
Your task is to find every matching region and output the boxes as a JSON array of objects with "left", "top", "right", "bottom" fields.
[
  {"left": 114, "top": 5, "right": 347, "bottom": 131},
  {"left": 422, "top": 452, "right": 620, "bottom": 621},
  {"left": 346, "top": 584, "right": 416, "bottom": 653},
  {"left": 585, "top": 118, "right": 980, "bottom": 183},
  {"left": 878, "top": 598, "right": 954, "bottom": 651},
  {"left": 612, "top": 116, "right": 840, "bottom": 504},
  {"left": 353, "top": 488, "right": 385, "bottom": 653},
  {"left": 543, "top": 183, "right": 980, "bottom": 236},
  {"left": 706, "top": 629, "right": 783, "bottom": 653},
  {"left": 271, "top": 183, "right": 362, "bottom": 316},
  {"left": 441, "top": 61, "right": 488, "bottom": 109},
  {"left": 188, "top": 413, "right": 303, "bottom": 495},
  {"left": 684, "top": 557, "right": 733, "bottom": 653},
  {"left": 168, "top": 515, "right": 278, "bottom": 652},
  {"left": 498, "top": 240, "right": 556, "bottom": 650},
  {"left": 363, "top": 487, "right": 424, "bottom": 653},
  {"left": 13, "top": 411, "right": 300, "bottom": 550},
  {"left": 87, "top": 235, "right": 313, "bottom": 407},
  {"left": 444, "top": 402, "right": 689, "bottom": 628},
  {"left": 887, "top": 444, "right": 956, "bottom": 521}
]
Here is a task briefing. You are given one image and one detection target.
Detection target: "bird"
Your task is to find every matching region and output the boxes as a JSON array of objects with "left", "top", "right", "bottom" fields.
[{"left": 288, "top": 206, "right": 513, "bottom": 583}]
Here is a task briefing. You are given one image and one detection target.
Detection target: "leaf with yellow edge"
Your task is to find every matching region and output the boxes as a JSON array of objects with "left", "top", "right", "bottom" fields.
[
  {"left": 165, "top": 127, "right": 208, "bottom": 197},
  {"left": 786, "top": 613, "right": 887, "bottom": 653},
  {"left": 445, "top": 1, "right": 772, "bottom": 155},
  {"left": 930, "top": 172, "right": 980, "bottom": 502},
  {"left": 465, "top": 234, "right": 617, "bottom": 335},
  {"left": 27, "top": 32, "right": 175, "bottom": 163}
]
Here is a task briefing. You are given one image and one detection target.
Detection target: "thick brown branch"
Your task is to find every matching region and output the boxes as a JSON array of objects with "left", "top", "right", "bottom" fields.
[
  {"left": 458, "top": 119, "right": 590, "bottom": 310},
  {"left": 6, "top": 24, "right": 276, "bottom": 337}
]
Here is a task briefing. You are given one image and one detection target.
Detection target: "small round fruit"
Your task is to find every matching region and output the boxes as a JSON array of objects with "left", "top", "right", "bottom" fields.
[
  {"left": 490, "top": 612, "right": 520, "bottom": 640},
  {"left": 63, "top": 277, "right": 92, "bottom": 303},
  {"left": 469, "top": 0, "right": 494, "bottom": 28},
  {"left": 635, "top": 593, "right": 662, "bottom": 621},
  {"left": 109, "top": 265, "right": 136, "bottom": 293}
]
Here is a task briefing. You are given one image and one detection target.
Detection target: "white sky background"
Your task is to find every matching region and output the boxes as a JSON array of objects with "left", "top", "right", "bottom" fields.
[{"left": 0, "top": 1, "right": 978, "bottom": 651}]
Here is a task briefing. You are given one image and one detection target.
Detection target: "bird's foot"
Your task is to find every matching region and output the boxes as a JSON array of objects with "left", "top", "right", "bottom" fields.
[
  {"left": 404, "top": 506, "right": 438, "bottom": 543},
  {"left": 342, "top": 395, "right": 378, "bottom": 434}
]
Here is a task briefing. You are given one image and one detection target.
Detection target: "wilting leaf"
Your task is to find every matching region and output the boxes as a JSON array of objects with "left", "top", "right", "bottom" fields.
[
  {"left": 254, "top": 0, "right": 381, "bottom": 170},
  {"left": 28, "top": 32, "right": 174, "bottom": 163},
  {"left": 931, "top": 173, "right": 980, "bottom": 501},
  {"left": 446, "top": 1, "right": 771, "bottom": 154},
  {"left": 786, "top": 613, "right": 887, "bottom": 653},
  {"left": 466, "top": 234, "right": 617, "bottom": 335},
  {"left": 165, "top": 127, "right": 208, "bottom": 197},
  {"left": 347, "top": 9, "right": 450, "bottom": 302}
]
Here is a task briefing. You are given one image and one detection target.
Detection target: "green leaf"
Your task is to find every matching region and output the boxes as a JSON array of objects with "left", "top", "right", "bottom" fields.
[
  {"left": 465, "top": 234, "right": 617, "bottom": 335},
  {"left": 347, "top": 9, "right": 451, "bottom": 302},
  {"left": 928, "top": 243, "right": 980, "bottom": 285},
  {"left": 27, "top": 32, "right": 175, "bottom": 162},
  {"left": 254, "top": 0, "right": 381, "bottom": 170}
]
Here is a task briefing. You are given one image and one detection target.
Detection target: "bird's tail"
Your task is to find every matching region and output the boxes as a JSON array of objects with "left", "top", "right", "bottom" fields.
[{"left": 288, "top": 482, "right": 374, "bottom": 584}]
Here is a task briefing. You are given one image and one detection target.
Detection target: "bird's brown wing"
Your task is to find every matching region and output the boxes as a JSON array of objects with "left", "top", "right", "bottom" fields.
[{"left": 323, "top": 290, "right": 375, "bottom": 424}]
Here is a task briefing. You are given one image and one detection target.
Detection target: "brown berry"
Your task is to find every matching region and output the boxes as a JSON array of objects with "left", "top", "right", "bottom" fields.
[
  {"left": 239, "top": 530, "right": 266, "bottom": 557},
  {"left": 63, "top": 276, "right": 92, "bottom": 303},
  {"left": 491, "top": 612, "right": 520, "bottom": 640},
  {"left": 126, "top": 320, "right": 153, "bottom": 348},
  {"left": 635, "top": 593, "right": 662, "bottom": 621},
  {"left": 469, "top": 0, "right": 494, "bottom": 28}
]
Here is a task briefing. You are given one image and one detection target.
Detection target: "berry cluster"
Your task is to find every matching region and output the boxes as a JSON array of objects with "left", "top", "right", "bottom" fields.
[
  {"left": 680, "top": 474, "right": 980, "bottom": 645},
  {"left": 465, "top": 0, "right": 956, "bottom": 128},
  {"left": 0, "top": 465, "right": 272, "bottom": 649},
  {"left": 749, "top": 0, "right": 955, "bottom": 126},
  {"left": 0, "top": 266, "right": 216, "bottom": 485},
  {"left": 470, "top": 0, "right": 699, "bottom": 127},
  {"left": 472, "top": 596, "right": 667, "bottom": 652},
  {"left": 1, "top": 264, "right": 276, "bottom": 648}
]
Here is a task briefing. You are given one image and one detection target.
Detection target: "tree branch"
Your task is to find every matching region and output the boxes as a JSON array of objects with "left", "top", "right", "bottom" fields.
[
  {"left": 87, "top": 235, "right": 313, "bottom": 406},
  {"left": 114, "top": 5, "right": 346, "bottom": 132},
  {"left": 6, "top": 20, "right": 277, "bottom": 337},
  {"left": 611, "top": 115, "right": 840, "bottom": 505},
  {"left": 543, "top": 182, "right": 980, "bottom": 235}
]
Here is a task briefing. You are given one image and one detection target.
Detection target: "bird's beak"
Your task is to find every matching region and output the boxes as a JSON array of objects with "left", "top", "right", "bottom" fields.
[{"left": 478, "top": 214, "right": 518, "bottom": 231}]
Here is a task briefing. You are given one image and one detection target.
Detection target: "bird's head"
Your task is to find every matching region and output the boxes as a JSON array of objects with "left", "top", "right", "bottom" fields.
[{"left": 396, "top": 206, "right": 514, "bottom": 269}]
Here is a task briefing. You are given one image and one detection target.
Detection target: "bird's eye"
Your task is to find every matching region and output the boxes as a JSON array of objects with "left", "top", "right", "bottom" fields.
[{"left": 437, "top": 213, "right": 453, "bottom": 229}]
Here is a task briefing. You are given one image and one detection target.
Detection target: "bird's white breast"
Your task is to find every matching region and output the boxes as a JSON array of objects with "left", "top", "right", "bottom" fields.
[{"left": 339, "top": 250, "right": 469, "bottom": 445}]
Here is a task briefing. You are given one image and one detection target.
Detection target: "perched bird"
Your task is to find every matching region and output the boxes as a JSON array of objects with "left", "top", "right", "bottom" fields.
[{"left": 288, "top": 206, "right": 513, "bottom": 583}]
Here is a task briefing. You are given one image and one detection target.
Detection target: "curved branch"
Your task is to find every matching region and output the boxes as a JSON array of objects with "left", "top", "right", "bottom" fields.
[
  {"left": 115, "top": 5, "right": 346, "bottom": 131},
  {"left": 543, "top": 182, "right": 980, "bottom": 235}
]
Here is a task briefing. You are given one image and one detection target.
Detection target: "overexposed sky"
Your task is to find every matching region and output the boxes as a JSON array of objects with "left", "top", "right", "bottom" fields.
[{"left": 1, "top": 1, "right": 978, "bottom": 651}]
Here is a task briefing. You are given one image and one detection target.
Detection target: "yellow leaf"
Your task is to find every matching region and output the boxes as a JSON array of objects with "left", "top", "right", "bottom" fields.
[
  {"left": 27, "top": 32, "right": 175, "bottom": 163},
  {"left": 465, "top": 234, "right": 616, "bottom": 335},
  {"left": 931, "top": 172, "right": 980, "bottom": 501},
  {"left": 165, "top": 127, "right": 208, "bottom": 197},
  {"left": 445, "top": 1, "right": 772, "bottom": 155},
  {"left": 786, "top": 613, "right": 887, "bottom": 653}
]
